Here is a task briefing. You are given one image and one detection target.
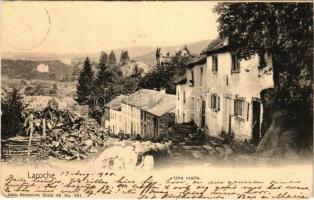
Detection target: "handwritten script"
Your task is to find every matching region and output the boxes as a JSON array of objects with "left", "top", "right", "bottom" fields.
[{"left": 3, "top": 171, "right": 310, "bottom": 199}]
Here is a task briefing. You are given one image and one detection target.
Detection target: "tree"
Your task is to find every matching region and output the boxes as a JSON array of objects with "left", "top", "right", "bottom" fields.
[
  {"left": 1, "top": 88, "right": 27, "bottom": 139},
  {"left": 140, "top": 50, "right": 195, "bottom": 94},
  {"left": 98, "top": 51, "right": 108, "bottom": 68},
  {"left": 108, "top": 50, "right": 117, "bottom": 65},
  {"left": 95, "top": 52, "right": 112, "bottom": 86},
  {"left": 214, "top": 3, "right": 313, "bottom": 150},
  {"left": 90, "top": 52, "right": 123, "bottom": 123},
  {"left": 76, "top": 57, "right": 94, "bottom": 104},
  {"left": 131, "top": 64, "right": 143, "bottom": 79},
  {"left": 120, "top": 50, "right": 130, "bottom": 65}
]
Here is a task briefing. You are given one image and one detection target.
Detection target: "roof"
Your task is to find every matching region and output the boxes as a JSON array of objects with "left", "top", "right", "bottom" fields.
[
  {"left": 200, "top": 37, "right": 229, "bottom": 55},
  {"left": 122, "top": 89, "right": 176, "bottom": 117},
  {"left": 174, "top": 74, "right": 187, "bottom": 85},
  {"left": 105, "top": 95, "right": 127, "bottom": 110},
  {"left": 185, "top": 55, "right": 207, "bottom": 68}
]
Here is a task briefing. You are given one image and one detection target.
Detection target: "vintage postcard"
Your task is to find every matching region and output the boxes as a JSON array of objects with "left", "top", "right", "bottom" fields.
[{"left": 1, "top": 1, "right": 313, "bottom": 199}]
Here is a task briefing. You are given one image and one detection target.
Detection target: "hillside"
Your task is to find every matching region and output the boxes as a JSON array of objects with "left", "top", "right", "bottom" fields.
[
  {"left": 1, "top": 39, "right": 212, "bottom": 79},
  {"left": 2, "top": 46, "right": 154, "bottom": 65},
  {"left": 134, "top": 39, "right": 211, "bottom": 66},
  {"left": 1, "top": 59, "right": 73, "bottom": 81},
  {"left": 120, "top": 61, "right": 153, "bottom": 77}
]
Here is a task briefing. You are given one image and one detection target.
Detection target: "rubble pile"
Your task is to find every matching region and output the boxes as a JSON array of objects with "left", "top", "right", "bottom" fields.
[
  {"left": 93, "top": 139, "right": 172, "bottom": 170},
  {"left": 23, "top": 107, "right": 107, "bottom": 160},
  {"left": 169, "top": 122, "right": 256, "bottom": 163}
]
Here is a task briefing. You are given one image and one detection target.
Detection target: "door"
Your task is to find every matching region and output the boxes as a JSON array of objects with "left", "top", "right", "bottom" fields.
[
  {"left": 201, "top": 100, "right": 206, "bottom": 128},
  {"left": 223, "top": 97, "right": 232, "bottom": 135},
  {"left": 252, "top": 100, "right": 261, "bottom": 145}
]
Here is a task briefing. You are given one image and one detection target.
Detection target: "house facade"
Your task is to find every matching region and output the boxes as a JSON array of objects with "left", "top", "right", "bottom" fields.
[
  {"left": 121, "top": 102, "right": 142, "bottom": 136},
  {"left": 175, "top": 55, "right": 208, "bottom": 126},
  {"left": 175, "top": 74, "right": 191, "bottom": 123},
  {"left": 121, "top": 89, "right": 176, "bottom": 138},
  {"left": 104, "top": 95, "right": 126, "bottom": 135},
  {"left": 176, "top": 38, "right": 274, "bottom": 143},
  {"left": 185, "top": 55, "right": 207, "bottom": 128}
]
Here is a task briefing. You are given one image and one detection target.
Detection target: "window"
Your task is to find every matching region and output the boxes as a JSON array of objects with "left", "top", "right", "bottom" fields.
[
  {"left": 196, "top": 99, "right": 200, "bottom": 111},
  {"left": 212, "top": 55, "right": 218, "bottom": 73},
  {"left": 234, "top": 99, "right": 244, "bottom": 116},
  {"left": 210, "top": 94, "right": 220, "bottom": 111},
  {"left": 177, "top": 91, "right": 180, "bottom": 101},
  {"left": 183, "top": 91, "right": 186, "bottom": 104},
  {"left": 231, "top": 54, "right": 240, "bottom": 72},
  {"left": 190, "top": 70, "right": 194, "bottom": 86},
  {"left": 258, "top": 53, "right": 266, "bottom": 69},
  {"left": 200, "top": 67, "right": 204, "bottom": 86},
  {"left": 191, "top": 97, "right": 195, "bottom": 110},
  {"left": 141, "top": 111, "right": 144, "bottom": 120}
]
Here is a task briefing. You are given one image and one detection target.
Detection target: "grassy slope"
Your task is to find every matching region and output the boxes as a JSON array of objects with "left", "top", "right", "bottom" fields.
[{"left": 1, "top": 59, "right": 73, "bottom": 81}]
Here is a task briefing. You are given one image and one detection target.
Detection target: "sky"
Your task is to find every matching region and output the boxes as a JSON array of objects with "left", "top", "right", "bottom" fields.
[{"left": 2, "top": 1, "right": 219, "bottom": 54}]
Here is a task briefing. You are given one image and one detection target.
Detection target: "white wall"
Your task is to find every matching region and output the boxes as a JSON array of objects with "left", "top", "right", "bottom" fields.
[
  {"left": 121, "top": 103, "right": 141, "bottom": 135},
  {"left": 175, "top": 84, "right": 192, "bottom": 123},
  {"left": 105, "top": 109, "right": 123, "bottom": 135},
  {"left": 205, "top": 52, "right": 273, "bottom": 140},
  {"left": 186, "top": 63, "right": 207, "bottom": 126}
]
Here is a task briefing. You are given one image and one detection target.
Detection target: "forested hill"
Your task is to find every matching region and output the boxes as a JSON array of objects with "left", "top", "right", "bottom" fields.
[
  {"left": 1, "top": 59, "right": 73, "bottom": 81},
  {"left": 134, "top": 39, "right": 211, "bottom": 66}
]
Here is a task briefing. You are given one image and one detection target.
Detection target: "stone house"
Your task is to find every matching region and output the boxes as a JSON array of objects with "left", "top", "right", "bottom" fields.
[
  {"left": 175, "top": 55, "right": 208, "bottom": 126},
  {"left": 176, "top": 38, "right": 274, "bottom": 143},
  {"left": 185, "top": 55, "right": 208, "bottom": 127},
  {"left": 104, "top": 95, "right": 126, "bottom": 135},
  {"left": 174, "top": 74, "right": 190, "bottom": 123},
  {"left": 121, "top": 89, "right": 176, "bottom": 138}
]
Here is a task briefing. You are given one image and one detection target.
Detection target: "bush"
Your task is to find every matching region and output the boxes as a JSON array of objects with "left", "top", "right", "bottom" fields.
[{"left": 1, "top": 88, "right": 26, "bottom": 139}]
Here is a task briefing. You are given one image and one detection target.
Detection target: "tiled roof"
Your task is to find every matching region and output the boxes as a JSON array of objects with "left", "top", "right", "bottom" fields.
[
  {"left": 105, "top": 95, "right": 127, "bottom": 110},
  {"left": 200, "top": 37, "right": 229, "bottom": 55},
  {"left": 185, "top": 55, "right": 207, "bottom": 68},
  {"left": 174, "top": 74, "right": 187, "bottom": 85},
  {"left": 122, "top": 89, "right": 176, "bottom": 117}
]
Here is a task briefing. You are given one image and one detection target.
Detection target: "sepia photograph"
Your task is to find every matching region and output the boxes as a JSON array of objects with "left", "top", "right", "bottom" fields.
[{"left": 1, "top": 1, "right": 313, "bottom": 199}]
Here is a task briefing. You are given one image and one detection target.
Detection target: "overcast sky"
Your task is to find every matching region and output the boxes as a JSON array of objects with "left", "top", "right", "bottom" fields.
[{"left": 2, "top": 1, "right": 219, "bottom": 54}]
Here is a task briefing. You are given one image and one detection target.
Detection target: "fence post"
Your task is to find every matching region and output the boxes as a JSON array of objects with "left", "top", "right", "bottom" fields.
[
  {"left": 27, "top": 114, "right": 34, "bottom": 156},
  {"left": 42, "top": 118, "right": 46, "bottom": 138}
]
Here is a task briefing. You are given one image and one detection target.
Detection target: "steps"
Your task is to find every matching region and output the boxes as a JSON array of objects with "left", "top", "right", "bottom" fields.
[
  {"left": 171, "top": 123, "right": 196, "bottom": 144},
  {"left": 168, "top": 122, "right": 209, "bottom": 161}
]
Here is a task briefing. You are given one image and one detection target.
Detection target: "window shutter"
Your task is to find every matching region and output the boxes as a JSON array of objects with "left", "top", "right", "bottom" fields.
[
  {"left": 233, "top": 100, "right": 236, "bottom": 115},
  {"left": 243, "top": 101, "right": 248, "bottom": 120},
  {"left": 217, "top": 96, "right": 220, "bottom": 111},
  {"left": 212, "top": 57, "right": 215, "bottom": 72},
  {"left": 247, "top": 103, "right": 250, "bottom": 121}
]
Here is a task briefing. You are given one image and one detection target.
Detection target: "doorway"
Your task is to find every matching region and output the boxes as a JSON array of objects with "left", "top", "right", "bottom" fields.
[
  {"left": 223, "top": 96, "right": 232, "bottom": 135},
  {"left": 201, "top": 100, "right": 206, "bottom": 128},
  {"left": 252, "top": 100, "right": 261, "bottom": 145}
]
